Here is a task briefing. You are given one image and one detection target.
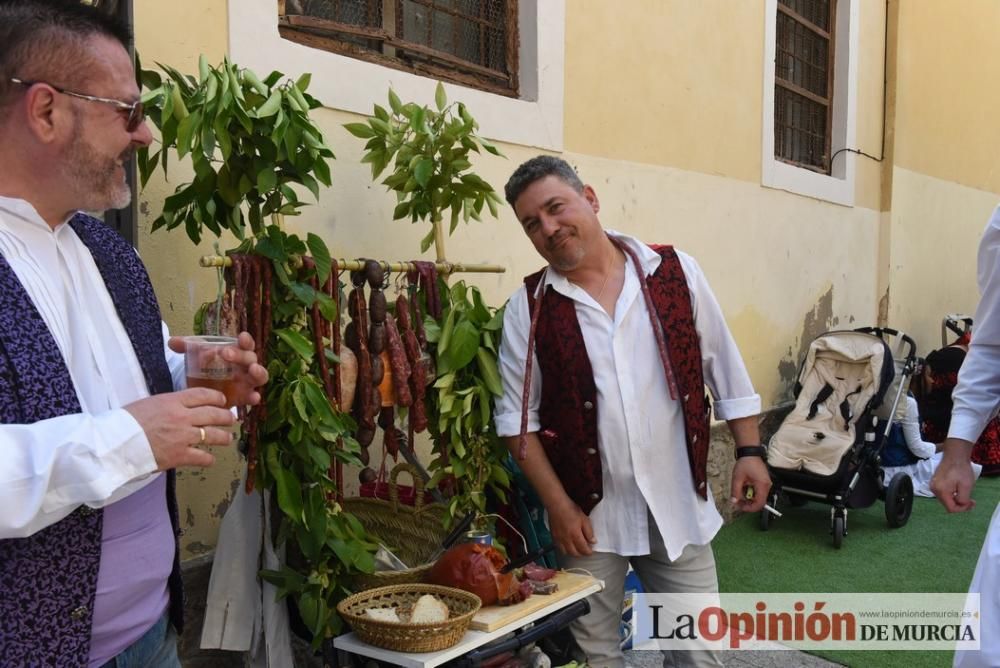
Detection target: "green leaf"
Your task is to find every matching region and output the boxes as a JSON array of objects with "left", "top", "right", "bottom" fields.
[
  {"left": 306, "top": 233, "right": 332, "bottom": 284},
  {"left": 419, "top": 227, "right": 436, "bottom": 253},
  {"left": 303, "top": 378, "right": 333, "bottom": 418},
  {"left": 476, "top": 348, "right": 503, "bottom": 396},
  {"left": 484, "top": 305, "right": 505, "bottom": 331},
  {"left": 435, "top": 81, "right": 447, "bottom": 111},
  {"left": 316, "top": 291, "right": 336, "bottom": 322},
  {"left": 292, "top": 382, "right": 310, "bottom": 421},
  {"left": 276, "top": 328, "right": 315, "bottom": 361},
  {"left": 413, "top": 157, "right": 434, "bottom": 188},
  {"left": 479, "top": 138, "right": 503, "bottom": 156},
  {"left": 290, "top": 281, "right": 318, "bottom": 306},
  {"left": 273, "top": 464, "right": 304, "bottom": 522},
  {"left": 344, "top": 122, "right": 376, "bottom": 139},
  {"left": 437, "top": 308, "right": 456, "bottom": 353},
  {"left": 392, "top": 200, "right": 411, "bottom": 220},
  {"left": 296, "top": 72, "right": 312, "bottom": 92},
  {"left": 256, "top": 89, "right": 282, "bottom": 117},
  {"left": 443, "top": 321, "right": 479, "bottom": 372},
  {"left": 433, "top": 372, "right": 456, "bottom": 389},
  {"left": 423, "top": 317, "right": 441, "bottom": 343},
  {"left": 369, "top": 118, "right": 391, "bottom": 135},
  {"left": 257, "top": 168, "right": 277, "bottom": 193},
  {"left": 307, "top": 444, "right": 331, "bottom": 471},
  {"left": 388, "top": 88, "right": 403, "bottom": 114},
  {"left": 410, "top": 106, "right": 426, "bottom": 133}
]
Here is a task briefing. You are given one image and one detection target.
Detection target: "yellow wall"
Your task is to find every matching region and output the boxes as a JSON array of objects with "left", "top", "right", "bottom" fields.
[
  {"left": 132, "top": 0, "right": 997, "bottom": 559},
  {"left": 563, "top": 0, "right": 764, "bottom": 183},
  {"left": 135, "top": 0, "right": 235, "bottom": 558},
  {"left": 892, "top": 0, "right": 1000, "bottom": 195},
  {"left": 881, "top": 0, "right": 1000, "bottom": 354},
  {"left": 563, "top": 0, "right": 887, "bottom": 212}
]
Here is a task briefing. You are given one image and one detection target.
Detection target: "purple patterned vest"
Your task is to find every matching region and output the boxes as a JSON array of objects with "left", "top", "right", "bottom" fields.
[
  {"left": 524, "top": 245, "right": 712, "bottom": 515},
  {"left": 0, "top": 213, "right": 183, "bottom": 666}
]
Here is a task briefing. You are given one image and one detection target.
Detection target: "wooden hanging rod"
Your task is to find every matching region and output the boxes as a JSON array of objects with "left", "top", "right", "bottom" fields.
[{"left": 199, "top": 255, "right": 505, "bottom": 275}]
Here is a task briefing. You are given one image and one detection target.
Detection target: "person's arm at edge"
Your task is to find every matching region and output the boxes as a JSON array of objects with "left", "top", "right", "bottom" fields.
[
  {"left": 0, "top": 411, "right": 156, "bottom": 538},
  {"left": 931, "top": 208, "right": 1000, "bottom": 511},
  {"left": 677, "top": 251, "right": 769, "bottom": 512},
  {"left": 502, "top": 434, "right": 595, "bottom": 556},
  {"left": 901, "top": 395, "right": 937, "bottom": 458},
  {"left": 493, "top": 282, "right": 596, "bottom": 556}
]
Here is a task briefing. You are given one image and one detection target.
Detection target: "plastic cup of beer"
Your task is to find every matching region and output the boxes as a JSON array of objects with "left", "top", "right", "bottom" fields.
[{"left": 184, "top": 335, "right": 240, "bottom": 406}]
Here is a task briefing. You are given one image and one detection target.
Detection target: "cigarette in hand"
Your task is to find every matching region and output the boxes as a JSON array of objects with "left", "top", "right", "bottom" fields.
[{"left": 763, "top": 503, "right": 783, "bottom": 517}]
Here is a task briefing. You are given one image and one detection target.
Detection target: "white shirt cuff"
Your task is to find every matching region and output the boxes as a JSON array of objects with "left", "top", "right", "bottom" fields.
[
  {"left": 494, "top": 411, "right": 541, "bottom": 438},
  {"left": 713, "top": 395, "right": 762, "bottom": 421},
  {"left": 947, "top": 409, "right": 990, "bottom": 444},
  {"left": 41, "top": 409, "right": 156, "bottom": 513}
]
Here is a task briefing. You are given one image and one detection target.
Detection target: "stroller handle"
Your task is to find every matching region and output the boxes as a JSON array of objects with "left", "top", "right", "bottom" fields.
[{"left": 853, "top": 326, "right": 916, "bottom": 362}]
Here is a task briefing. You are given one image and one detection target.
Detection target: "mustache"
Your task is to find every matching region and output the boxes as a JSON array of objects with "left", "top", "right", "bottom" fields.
[{"left": 547, "top": 231, "right": 571, "bottom": 250}]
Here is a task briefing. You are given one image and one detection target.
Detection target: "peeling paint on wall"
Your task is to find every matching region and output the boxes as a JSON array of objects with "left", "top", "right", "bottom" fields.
[
  {"left": 185, "top": 541, "right": 213, "bottom": 557},
  {"left": 878, "top": 286, "right": 890, "bottom": 328},
  {"left": 776, "top": 286, "right": 836, "bottom": 400},
  {"left": 213, "top": 477, "right": 241, "bottom": 519}
]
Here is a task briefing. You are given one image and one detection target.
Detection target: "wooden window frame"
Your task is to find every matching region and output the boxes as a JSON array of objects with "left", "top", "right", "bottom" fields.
[
  {"left": 774, "top": 0, "right": 836, "bottom": 174},
  {"left": 277, "top": 0, "right": 519, "bottom": 98}
]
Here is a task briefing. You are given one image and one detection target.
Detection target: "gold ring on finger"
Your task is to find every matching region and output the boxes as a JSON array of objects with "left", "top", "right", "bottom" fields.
[{"left": 198, "top": 427, "right": 207, "bottom": 445}]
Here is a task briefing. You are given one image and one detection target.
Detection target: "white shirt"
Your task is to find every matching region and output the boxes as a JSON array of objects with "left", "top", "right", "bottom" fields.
[
  {"left": 0, "top": 196, "right": 184, "bottom": 539},
  {"left": 950, "top": 205, "right": 1000, "bottom": 443},
  {"left": 899, "top": 395, "right": 937, "bottom": 460},
  {"left": 496, "top": 231, "right": 761, "bottom": 559}
]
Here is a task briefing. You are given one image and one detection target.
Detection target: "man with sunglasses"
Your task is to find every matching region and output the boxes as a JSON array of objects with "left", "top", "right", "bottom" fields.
[{"left": 0, "top": 2, "right": 268, "bottom": 666}]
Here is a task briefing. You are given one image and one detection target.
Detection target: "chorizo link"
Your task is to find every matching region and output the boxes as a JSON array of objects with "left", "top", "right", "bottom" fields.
[{"left": 384, "top": 313, "right": 412, "bottom": 407}]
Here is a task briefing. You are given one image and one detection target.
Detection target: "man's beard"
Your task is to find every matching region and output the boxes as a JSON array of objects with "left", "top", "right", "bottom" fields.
[
  {"left": 63, "top": 113, "right": 132, "bottom": 212},
  {"left": 547, "top": 234, "right": 585, "bottom": 272}
]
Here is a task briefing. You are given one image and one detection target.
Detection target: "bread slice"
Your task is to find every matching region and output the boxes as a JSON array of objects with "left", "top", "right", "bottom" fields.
[
  {"left": 409, "top": 594, "right": 449, "bottom": 623},
  {"left": 365, "top": 607, "right": 401, "bottom": 623}
]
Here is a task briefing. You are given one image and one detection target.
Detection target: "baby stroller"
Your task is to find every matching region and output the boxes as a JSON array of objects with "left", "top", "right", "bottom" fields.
[{"left": 763, "top": 327, "right": 917, "bottom": 548}]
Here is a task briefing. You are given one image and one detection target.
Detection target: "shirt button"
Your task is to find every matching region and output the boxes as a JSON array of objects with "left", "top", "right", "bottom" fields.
[
  {"left": 586, "top": 448, "right": 597, "bottom": 455},
  {"left": 583, "top": 401, "right": 594, "bottom": 410},
  {"left": 70, "top": 605, "right": 88, "bottom": 620},
  {"left": 588, "top": 492, "right": 600, "bottom": 501}
]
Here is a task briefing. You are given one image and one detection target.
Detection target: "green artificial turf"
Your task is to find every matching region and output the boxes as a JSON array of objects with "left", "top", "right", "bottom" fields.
[{"left": 712, "top": 475, "right": 1000, "bottom": 668}]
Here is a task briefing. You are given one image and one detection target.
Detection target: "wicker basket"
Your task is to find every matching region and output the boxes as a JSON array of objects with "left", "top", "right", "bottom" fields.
[
  {"left": 342, "top": 463, "right": 449, "bottom": 590},
  {"left": 337, "top": 584, "right": 481, "bottom": 653}
]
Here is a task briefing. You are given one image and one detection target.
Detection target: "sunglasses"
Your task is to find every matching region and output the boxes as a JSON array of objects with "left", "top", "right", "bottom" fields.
[{"left": 10, "top": 77, "right": 145, "bottom": 132}]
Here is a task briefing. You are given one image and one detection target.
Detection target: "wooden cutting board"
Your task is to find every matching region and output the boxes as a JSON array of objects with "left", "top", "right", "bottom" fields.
[{"left": 469, "top": 571, "right": 598, "bottom": 632}]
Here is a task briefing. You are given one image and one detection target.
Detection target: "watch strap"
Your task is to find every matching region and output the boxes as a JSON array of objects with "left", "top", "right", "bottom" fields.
[{"left": 735, "top": 445, "right": 767, "bottom": 459}]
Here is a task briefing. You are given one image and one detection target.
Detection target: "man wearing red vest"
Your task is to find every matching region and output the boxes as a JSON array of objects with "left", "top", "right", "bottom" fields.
[{"left": 496, "top": 156, "right": 770, "bottom": 667}]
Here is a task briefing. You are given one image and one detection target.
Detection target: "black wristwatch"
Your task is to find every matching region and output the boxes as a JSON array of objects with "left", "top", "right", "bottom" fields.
[{"left": 735, "top": 445, "right": 767, "bottom": 459}]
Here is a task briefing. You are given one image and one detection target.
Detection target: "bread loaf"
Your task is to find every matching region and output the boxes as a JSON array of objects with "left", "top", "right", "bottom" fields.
[
  {"left": 365, "top": 607, "right": 401, "bottom": 623},
  {"left": 408, "top": 594, "right": 449, "bottom": 623}
]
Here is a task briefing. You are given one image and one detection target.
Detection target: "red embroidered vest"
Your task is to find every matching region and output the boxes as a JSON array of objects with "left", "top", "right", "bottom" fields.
[{"left": 523, "top": 245, "right": 710, "bottom": 514}]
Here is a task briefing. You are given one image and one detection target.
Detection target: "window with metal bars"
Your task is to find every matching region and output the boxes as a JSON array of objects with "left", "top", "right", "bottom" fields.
[
  {"left": 278, "top": 0, "right": 518, "bottom": 97},
  {"left": 774, "top": 0, "right": 836, "bottom": 173}
]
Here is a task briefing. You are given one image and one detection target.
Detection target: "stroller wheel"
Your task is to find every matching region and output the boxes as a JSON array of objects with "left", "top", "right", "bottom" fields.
[
  {"left": 885, "top": 473, "right": 914, "bottom": 528},
  {"left": 832, "top": 515, "right": 845, "bottom": 549}
]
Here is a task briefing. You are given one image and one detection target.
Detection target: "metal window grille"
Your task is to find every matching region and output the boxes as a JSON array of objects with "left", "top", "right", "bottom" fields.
[
  {"left": 774, "top": 0, "right": 836, "bottom": 173},
  {"left": 278, "top": 0, "right": 518, "bottom": 97}
]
